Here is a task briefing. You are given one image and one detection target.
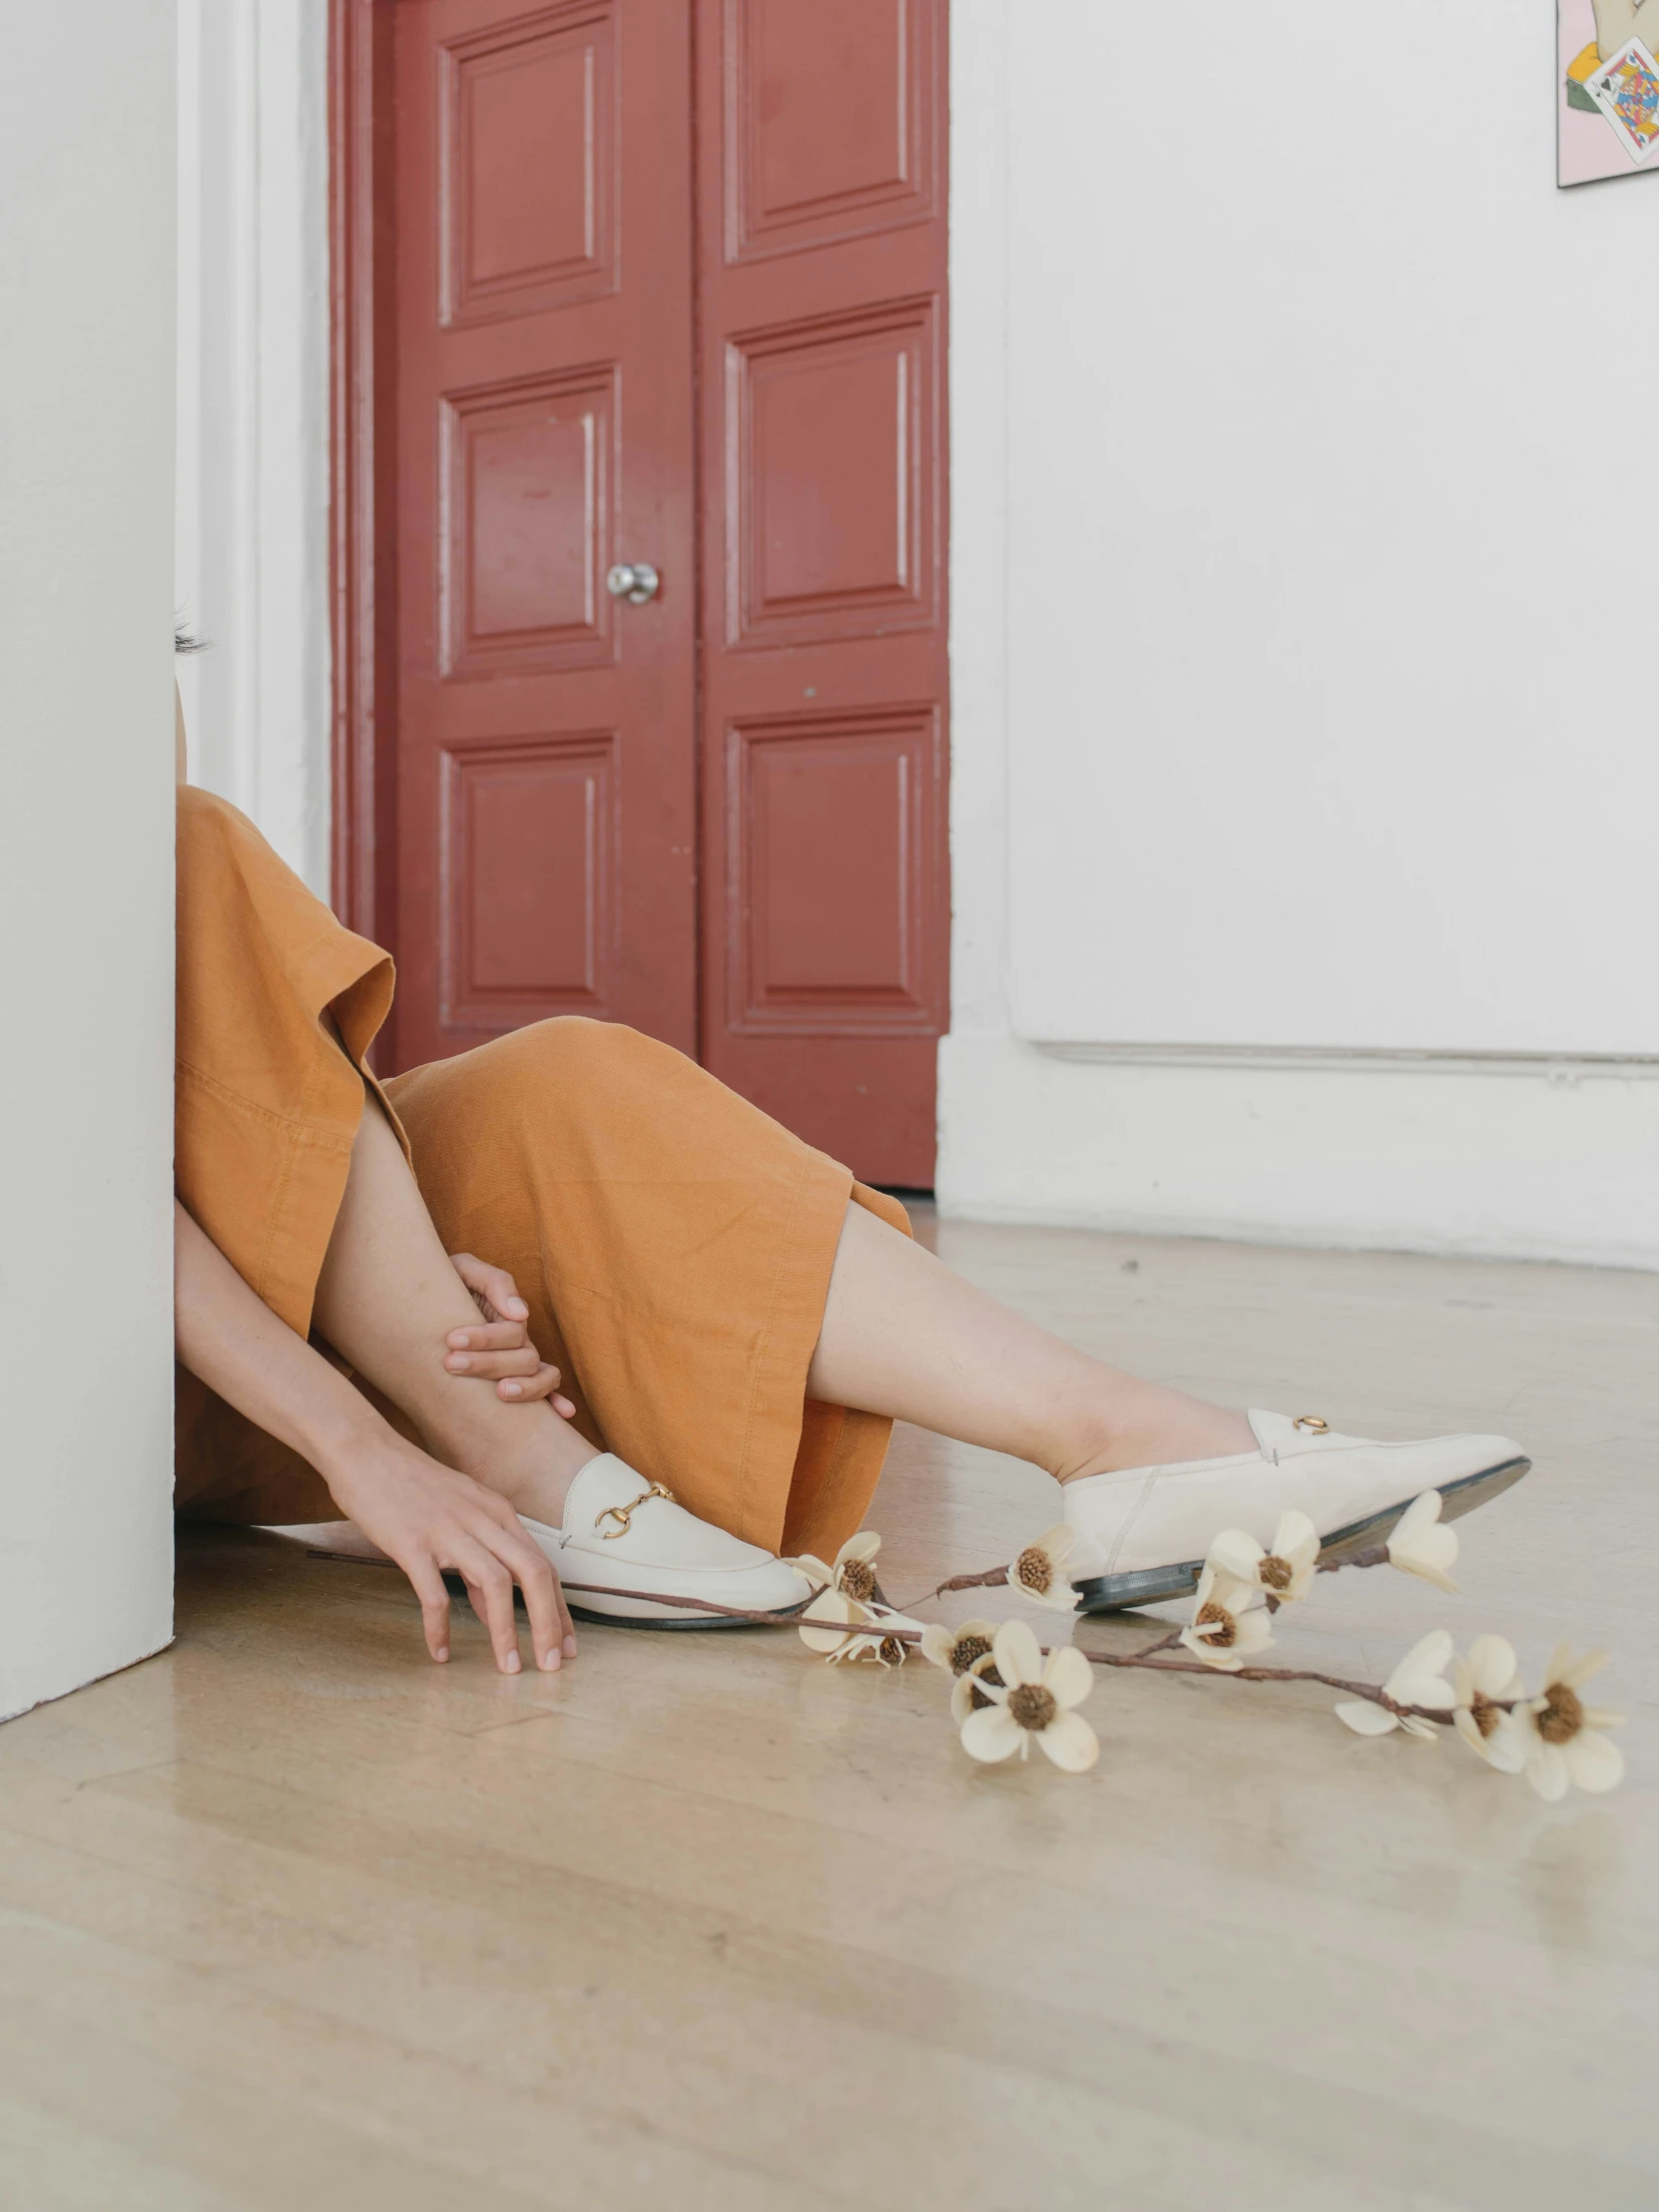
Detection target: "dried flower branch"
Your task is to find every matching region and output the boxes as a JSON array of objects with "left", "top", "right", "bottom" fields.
[{"left": 311, "top": 1491, "right": 1623, "bottom": 1800}]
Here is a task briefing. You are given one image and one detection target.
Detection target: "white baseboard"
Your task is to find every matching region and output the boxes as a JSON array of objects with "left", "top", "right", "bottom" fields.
[{"left": 935, "top": 1034, "right": 1659, "bottom": 1272}]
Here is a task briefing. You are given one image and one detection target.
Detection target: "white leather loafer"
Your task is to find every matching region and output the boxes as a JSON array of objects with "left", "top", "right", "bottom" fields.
[
  {"left": 1064, "top": 1409, "right": 1529, "bottom": 1614},
  {"left": 521, "top": 1453, "right": 815, "bottom": 1628}
]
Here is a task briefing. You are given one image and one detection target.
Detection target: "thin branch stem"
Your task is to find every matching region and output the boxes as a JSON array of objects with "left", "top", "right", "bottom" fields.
[
  {"left": 895, "top": 1539, "right": 1391, "bottom": 1616},
  {"left": 307, "top": 1548, "right": 1485, "bottom": 1721},
  {"left": 893, "top": 1565, "right": 1011, "bottom": 1608}
]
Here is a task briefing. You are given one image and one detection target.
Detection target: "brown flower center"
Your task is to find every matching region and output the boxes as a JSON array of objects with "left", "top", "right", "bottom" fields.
[
  {"left": 1015, "top": 1546, "right": 1054, "bottom": 1595},
  {"left": 950, "top": 1632, "right": 993, "bottom": 1675},
  {"left": 966, "top": 1662, "right": 1004, "bottom": 1711},
  {"left": 1469, "top": 1690, "right": 1500, "bottom": 1740},
  {"left": 1535, "top": 1682, "right": 1583, "bottom": 1746},
  {"left": 1007, "top": 1683, "right": 1058, "bottom": 1732},
  {"left": 878, "top": 1635, "right": 905, "bottom": 1666},
  {"left": 1196, "top": 1599, "right": 1238, "bottom": 1648},
  {"left": 1259, "top": 1555, "right": 1293, "bottom": 1592},
  {"left": 838, "top": 1559, "right": 877, "bottom": 1602}
]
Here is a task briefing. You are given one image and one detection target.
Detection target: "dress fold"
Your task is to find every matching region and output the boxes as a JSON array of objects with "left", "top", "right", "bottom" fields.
[{"left": 174, "top": 787, "right": 905, "bottom": 1558}]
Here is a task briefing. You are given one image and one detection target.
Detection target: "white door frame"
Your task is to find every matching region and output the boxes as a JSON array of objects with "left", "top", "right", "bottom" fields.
[{"left": 175, "top": 0, "right": 332, "bottom": 894}]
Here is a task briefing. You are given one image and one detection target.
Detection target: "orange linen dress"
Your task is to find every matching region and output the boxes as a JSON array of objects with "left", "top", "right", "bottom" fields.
[{"left": 173, "top": 788, "right": 908, "bottom": 1560}]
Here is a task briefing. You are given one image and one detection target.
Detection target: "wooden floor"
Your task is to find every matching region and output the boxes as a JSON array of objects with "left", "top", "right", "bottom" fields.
[{"left": 3, "top": 1214, "right": 1656, "bottom": 2210}]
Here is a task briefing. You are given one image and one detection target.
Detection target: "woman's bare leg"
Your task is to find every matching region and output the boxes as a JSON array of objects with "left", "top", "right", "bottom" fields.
[
  {"left": 807, "top": 1202, "right": 1254, "bottom": 1483},
  {"left": 315, "top": 1101, "right": 1245, "bottom": 1562},
  {"left": 312, "top": 1095, "right": 598, "bottom": 1528}
]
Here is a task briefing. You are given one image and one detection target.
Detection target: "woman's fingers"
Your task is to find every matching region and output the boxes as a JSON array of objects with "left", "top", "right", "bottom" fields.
[
  {"left": 452, "top": 1540, "right": 522, "bottom": 1673},
  {"left": 445, "top": 1337, "right": 544, "bottom": 1380},
  {"left": 474, "top": 1494, "right": 578, "bottom": 1660},
  {"left": 498, "top": 1364, "right": 576, "bottom": 1416},
  {"left": 447, "top": 1252, "right": 529, "bottom": 1323},
  {"left": 500, "top": 1530, "right": 565, "bottom": 1671},
  {"left": 403, "top": 1554, "right": 453, "bottom": 1664}
]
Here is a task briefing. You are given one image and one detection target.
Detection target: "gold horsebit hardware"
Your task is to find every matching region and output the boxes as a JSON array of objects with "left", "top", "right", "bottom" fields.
[
  {"left": 596, "top": 1481, "right": 676, "bottom": 1539},
  {"left": 1293, "top": 1415, "right": 1330, "bottom": 1432}
]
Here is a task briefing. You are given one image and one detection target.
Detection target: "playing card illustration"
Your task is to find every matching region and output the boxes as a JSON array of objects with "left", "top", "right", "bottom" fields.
[{"left": 1585, "top": 36, "right": 1659, "bottom": 163}]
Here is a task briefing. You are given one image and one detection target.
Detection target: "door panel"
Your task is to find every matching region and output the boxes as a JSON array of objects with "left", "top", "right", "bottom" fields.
[
  {"left": 723, "top": 0, "right": 938, "bottom": 261},
  {"left": 729, "top": 298, "right": 938, "bottom": 647},
  {"left": 390, "top": 0, "right": 697, "bottom": 1073},
  {"left": 697, "top": 0, "right": 949, "bottom": 1184}
]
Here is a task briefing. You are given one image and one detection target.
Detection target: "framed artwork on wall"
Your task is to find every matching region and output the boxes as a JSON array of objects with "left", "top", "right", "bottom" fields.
[{"left": 1560, "top": 0, "right": 1659, "bottom": 183}]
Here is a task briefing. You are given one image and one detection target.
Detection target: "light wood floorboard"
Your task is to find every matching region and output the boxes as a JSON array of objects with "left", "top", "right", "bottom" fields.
[{"left": 3, "top": 1215, "right": 1655, "bottom": 2209}]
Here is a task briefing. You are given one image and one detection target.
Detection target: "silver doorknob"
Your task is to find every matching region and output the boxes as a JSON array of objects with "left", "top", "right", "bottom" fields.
[{"left": 606, "top": 561, "right": 660, "bottom": 605}]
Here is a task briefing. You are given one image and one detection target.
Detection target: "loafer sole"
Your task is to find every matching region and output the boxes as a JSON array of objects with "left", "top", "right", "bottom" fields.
[
  {"left": 447, "top": 1576, "right": 814, "bottom": 1631},
  {"left": 563, "top": 1587, "right": 816, "bottom": 1631},
  {"left": 1072, "top": 1453, "right": 1531, "bottom": 1615}
]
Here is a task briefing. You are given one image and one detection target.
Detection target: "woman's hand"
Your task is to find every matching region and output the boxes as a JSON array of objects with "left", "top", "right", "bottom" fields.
[
  {"left": 174, "top": 1198, "right": 574, "bottom": 1674},
  {"left": 444, "top": 1252, "right": 576, "bottom": 1417},
  {"left": 319, "top": 1424, "right": 577, "bottom": 1673}
]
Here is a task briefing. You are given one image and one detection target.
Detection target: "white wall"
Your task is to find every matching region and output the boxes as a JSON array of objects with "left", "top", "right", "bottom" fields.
[
  {"left": 0, "top": 3, "right": 178, "bottom": 1720},
  {"left": 175, "top": 0, "right": 332, "bottom": 893},
  {"left": 942, "top": 0, "right": 1659, "bottom": 1267}
]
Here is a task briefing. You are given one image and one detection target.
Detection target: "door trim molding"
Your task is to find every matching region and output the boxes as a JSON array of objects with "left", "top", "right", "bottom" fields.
[
  {"left": 328, "top": 0, "right": 396, "bottom": 961},
  {"left": 1032, "top": 1041, "right": 1659, "bottom": 1078}
]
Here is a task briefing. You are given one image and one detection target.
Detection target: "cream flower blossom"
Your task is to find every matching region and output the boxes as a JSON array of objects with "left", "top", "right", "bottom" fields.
[
  {"left": 1208, "top": 1510, "right": 1319, "bottom": 1604},
  {"left": 1335, "top": 1628, "right": 1455, "bottom": 1741},
  {"left": 957, "top": 1620, "right": 1098, "bottom": 1771},
  {"left": 1004, "top": 1525, "right": 1081, "bottom": 1612},
  {"left": 790, "top": 1530, "right": 882, "bottom": 1604},
  {"left": 1177, "top": 1565, "right": 1277, "bottom": 1671},
  {"left": 1519, "top": 1644, "right": 1625, "bottom": 1801},
  {"left": 949, "top": 1649, "right": 1005, "bottom": 1724},
  {"left": 1384, "top": 1491, "right": 1459, "bottom": 1594},
  {"left": 1450, "top": 1635, "right": 1526, "bottom": 1773},
  {"left": 919, "top": 1618, "right": 1000, "bottom": 1677},
  {"left": 798, "top": 1587, "right": 916, "bottom": 1667}
]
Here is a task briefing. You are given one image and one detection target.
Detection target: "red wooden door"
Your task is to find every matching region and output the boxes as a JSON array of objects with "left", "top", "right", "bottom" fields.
[
  {"left": 694, "top": 0, "right": 949, "bottom": 1185},
  {"left": 341, "top": 0, "right": 948, "bottom": 1182},
  {"left": 387, "top": 0, "right": 698, "bottom": 1073}
]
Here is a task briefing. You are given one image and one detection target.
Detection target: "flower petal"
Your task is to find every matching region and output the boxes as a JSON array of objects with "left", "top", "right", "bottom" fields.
[
  {"left": 1563, "top": 1730, "right": 1625, "bottom": 1794},
  {"left": 1559, "top": 1646, "right": 1610, "bottom": 1692},
  {"left": 1209, "top": 1529, "right": 1266, "bottom": 1582},
  {"left": 1480, "top": 1717, "right": 1527, "bottom": 1775},
  {"left": 1178, "top": 1626, "right": 1244, "bottom": 1671},
  {"left": 1451, "top": 1708, "right": 1485, "bottom": 1758},
  {"left": 1396, "top": 1716, "right": 1442, "bottom": 1742},
  {"left": 1232, "top": 1611, "right": 1277, "bottom": 1658},
  {"left": 1388, "top": 1513, "right": 1459, "bottom": 1594},
  {"left": 991, "top": 1618, "right": 1045, "bottom": 1690},
  {"left": 1335, "top": 1700, "right": 1399, "bottom": 1736},
  {"left": 1271, "top": 1509, "right": 1318, "bottom": 1563},
  {"left": 1021, "top": 1579, "right": 1084, "bottom": 1614},
  {"left": 1384, "top": 1629, "right": 1454, "bottom": 1704},
  {"left": 951, "top": 1660, "right": 1002, "bottom": 1724},
  {"left": 1033, "top": 1523, "right": 1075, "bottom": 1564},
  {"left": 798, "top": 1589, "right": 863, "bottom": 1655},
  {"left": 1036, "top": 1709, "right": 1100, "bottom": 1772},
  {"left": 1042, "top": 1644, "right": 1095, "bottom": 1710},
  {"left": 837, "top": 1531, "right": 882, "bottom": 1566},
  {"left": 959, "top": 1703, "right": 1024, "bottom": 1764},
  {"left": 1390, "top": 1490, "right": 1441, "bottom": 1543},
  {"left": 1525, "top": 1742, "right": 1570, "bottom": 1801},
  {"left": 918, "top": 1623, "right": 955, "bottom": 1670},
  {"left": 791, "top": 1555, "right": 833, "bottom": 1591},
  {"left": 1465, "top": 1634, "right": 1519, "bottom": 1699}
]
